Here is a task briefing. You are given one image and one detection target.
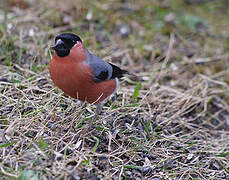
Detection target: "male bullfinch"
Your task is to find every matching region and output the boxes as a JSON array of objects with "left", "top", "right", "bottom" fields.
[{"left": 50, "top": 33, "right": 128, "bottom": 127}]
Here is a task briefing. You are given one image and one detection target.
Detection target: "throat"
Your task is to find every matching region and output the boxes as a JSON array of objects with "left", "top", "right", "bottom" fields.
[{"left": 55, "top": 49, "right": 70, "bottom": 57}]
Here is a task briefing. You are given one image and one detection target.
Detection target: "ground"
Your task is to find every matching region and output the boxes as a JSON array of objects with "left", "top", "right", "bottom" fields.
[{"left": 0, "top": 0, "right": 229, "bottom": 179}]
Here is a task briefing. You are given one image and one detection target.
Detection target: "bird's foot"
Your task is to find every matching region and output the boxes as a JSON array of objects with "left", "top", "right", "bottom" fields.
[{"left": 110, "top": 93, "right": 117, "bottom": 103}]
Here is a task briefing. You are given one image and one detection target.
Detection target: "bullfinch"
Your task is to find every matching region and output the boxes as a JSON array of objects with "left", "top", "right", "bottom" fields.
[{"left": 50, "top": 33, "right": 128, "bottom": 127}]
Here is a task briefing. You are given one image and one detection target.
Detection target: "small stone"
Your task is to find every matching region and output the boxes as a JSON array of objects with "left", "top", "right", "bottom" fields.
[
  {"left": 29, "top": 28, "right": 34, "bottom": 37},
  {"left": 170, "top": 63, "right": 178, "bottom": 71},
  {"left": 63, "top": 15, "right": 72, "bottom": 24},
  {"left": 120, "top": 25, "right": 129, "bottom": 37},
  {"left": 164, "top": 13, "right": 176, "bottom": 23},
  {"left": 142, "top": 76, "right": 149, "bottom": 81},
  {"left": 7, "top": 23, "right": 13, "bottom": 30},
  {"left": 86, "top": 10, "right": 93, "bottom": 20}
]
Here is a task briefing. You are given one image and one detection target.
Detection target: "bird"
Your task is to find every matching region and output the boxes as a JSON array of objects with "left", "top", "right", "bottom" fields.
[{"left": 49, "top": 33, "right": 128, "bottom": 127}]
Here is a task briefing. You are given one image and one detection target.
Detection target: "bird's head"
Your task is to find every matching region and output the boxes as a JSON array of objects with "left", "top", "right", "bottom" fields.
[{"left": 52, "top": 33, "right": 82, "bottom": 57}]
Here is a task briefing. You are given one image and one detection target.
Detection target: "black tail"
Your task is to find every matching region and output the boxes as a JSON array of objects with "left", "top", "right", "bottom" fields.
[{"left": 109, "top": 63, "right": 129, "bottom": 79}]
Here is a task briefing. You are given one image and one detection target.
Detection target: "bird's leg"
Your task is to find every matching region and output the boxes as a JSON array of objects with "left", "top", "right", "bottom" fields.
[
  {"left": 111, "top": 93, "right": 117, "bottom": 103},
  {"left": 88, "top": 103, "right": 102, "bottom": 129},
  {"left": 96, "top": 103, "right": 102, "bottom": 115}
]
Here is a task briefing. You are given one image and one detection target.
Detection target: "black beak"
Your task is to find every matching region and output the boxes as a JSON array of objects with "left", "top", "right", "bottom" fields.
[{"left": 51, "top": 39, "right": 65, "bottom": 50}]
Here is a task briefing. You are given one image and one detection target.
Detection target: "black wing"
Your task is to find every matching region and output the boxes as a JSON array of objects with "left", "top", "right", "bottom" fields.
[
  {"left": 86, "top": 50, "right": 127, "bottom": 82},
  {"left": 93, "top": 69, "right": 109, "bottom": 82},
  {"left": 109, "top": 63, "right": 128, "bottom": 79}
]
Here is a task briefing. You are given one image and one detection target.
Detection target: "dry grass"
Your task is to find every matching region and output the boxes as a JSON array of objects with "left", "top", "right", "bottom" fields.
[{"left": 0, "top": 0, "right": 229, "bottom": 179}]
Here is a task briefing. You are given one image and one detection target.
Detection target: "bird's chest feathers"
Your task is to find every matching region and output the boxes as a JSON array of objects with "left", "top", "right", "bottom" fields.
[{"left": 50, "top": 59, "right": 93, "bottom": 89}]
